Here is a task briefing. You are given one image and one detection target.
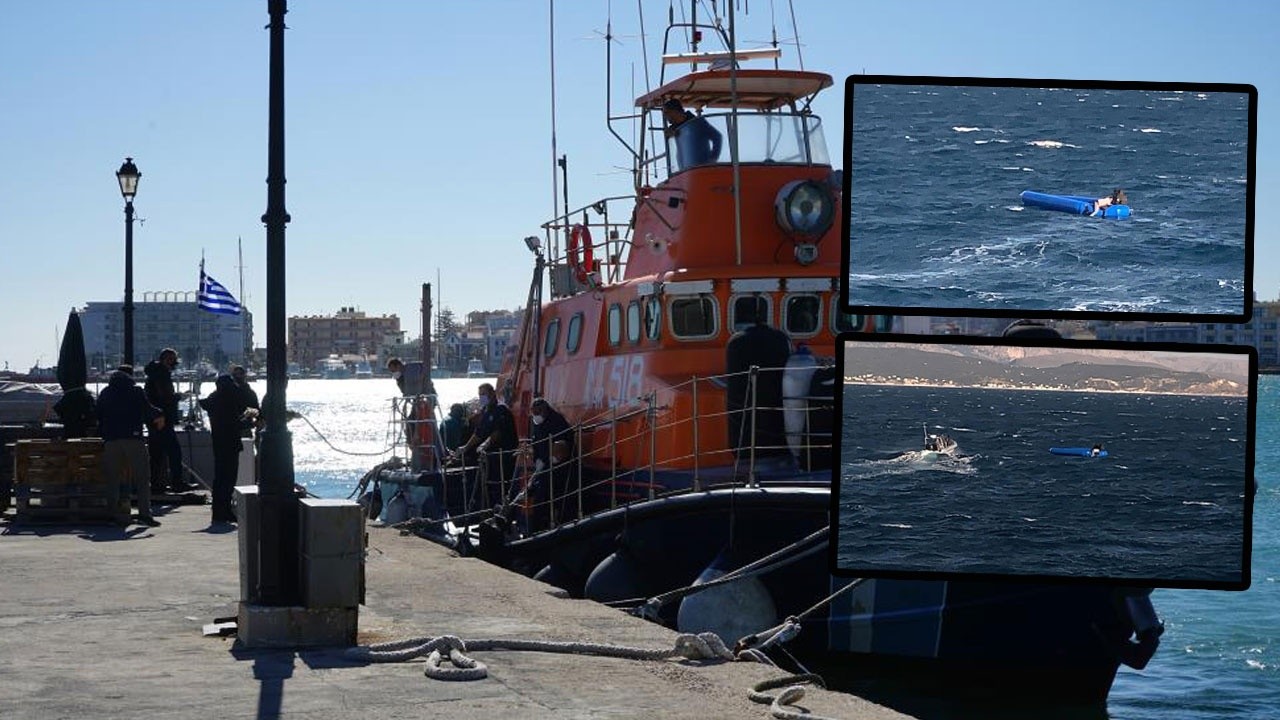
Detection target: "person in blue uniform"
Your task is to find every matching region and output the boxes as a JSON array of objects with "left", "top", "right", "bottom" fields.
[
  {"left": 525, "top": 397, "right": 576, "bottom": 529},
  {"left": 662, "top": 98, "right": 723, "bottom": 171},
  {"left": 448, "top": 383, "right": 518, "bottom": 509}
]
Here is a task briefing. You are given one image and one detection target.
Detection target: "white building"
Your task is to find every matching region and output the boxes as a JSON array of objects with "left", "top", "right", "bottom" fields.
[{"left": 80, "top": 294, "right": 253, "bottom": 372}]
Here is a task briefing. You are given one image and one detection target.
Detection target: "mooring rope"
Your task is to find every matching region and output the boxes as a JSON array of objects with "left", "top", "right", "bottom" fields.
[
  {"left": 344, "top": 631, "right": 736, "bottom": 680},
  {"left": 749, "top": 674, "right": 839, "bottom": 720},
  {"left": 630, "top": 526, "right": 830, "bottom": 620},
  {"left": 345, "top": 631, "right": 838, "bottom": 716},
  {"left": 294, "top": 412, "right": 398, "bottom": 457}
]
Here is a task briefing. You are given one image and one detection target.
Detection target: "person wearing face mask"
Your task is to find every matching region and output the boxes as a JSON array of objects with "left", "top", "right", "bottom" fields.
[
  {"left": 385, "top": 357, "right": 406, "bottom": 395},
  {"left": 525, "top": 397, "right": 575, "bottom": 530},
  {"left": 449, "top": 383, "right": 518, "bottom": 508}
]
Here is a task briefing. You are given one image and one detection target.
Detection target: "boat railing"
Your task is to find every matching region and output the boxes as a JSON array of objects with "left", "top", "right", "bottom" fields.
[
  {"left": 513, "top": 363, "right": 837, "bottom": 533},
  {"left": 540, "top": 193, "right": 685, "bottom": 292}
]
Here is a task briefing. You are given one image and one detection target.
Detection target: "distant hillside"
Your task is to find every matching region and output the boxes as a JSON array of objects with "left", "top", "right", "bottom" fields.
[{"left": 843, "top": 344, "right": 1248, "bottom": 396}]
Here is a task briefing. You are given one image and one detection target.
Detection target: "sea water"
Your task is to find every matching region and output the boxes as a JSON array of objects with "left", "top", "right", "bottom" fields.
[
  {"left": 847, "top": 85, "right": 1250, "bottom": 315},
  {"left": 837, "top": 385, "right": 1248, "bottom": 584},
  {"left": 222, "top": 375, "right": 1277, "bottom": 718}
]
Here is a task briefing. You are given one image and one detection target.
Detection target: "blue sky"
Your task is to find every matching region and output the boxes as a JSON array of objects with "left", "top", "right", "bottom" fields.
[{"left": 1, "top": 1, "right": 1275, "bottom": 372}]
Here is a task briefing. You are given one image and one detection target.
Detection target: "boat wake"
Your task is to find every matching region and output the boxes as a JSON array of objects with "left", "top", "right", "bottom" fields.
[{"left": 843, "top": 451, "right": 978, "bottom": 479}]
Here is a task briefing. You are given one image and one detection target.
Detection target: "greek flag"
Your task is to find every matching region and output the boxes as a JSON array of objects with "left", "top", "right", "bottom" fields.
[{"left": 198, "top": 264, "right": 241, "bottom": 315}]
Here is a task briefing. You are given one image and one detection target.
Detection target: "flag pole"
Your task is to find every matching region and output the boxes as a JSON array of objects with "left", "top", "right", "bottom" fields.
[{"left": 238, "top": 236, "right": 247, "bottom": 366}]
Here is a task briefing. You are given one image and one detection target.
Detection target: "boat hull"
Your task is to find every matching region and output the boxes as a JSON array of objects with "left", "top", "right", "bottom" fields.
[{"left": 466, "top": 484, "right": 1131, "bottom": 704}]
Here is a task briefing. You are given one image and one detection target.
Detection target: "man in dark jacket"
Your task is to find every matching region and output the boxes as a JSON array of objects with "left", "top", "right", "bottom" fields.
[
  {"left": 144, "top": 348, "right": 191, "bottom": 493},
  {"left": 725, "top": 296, "right": 792, "bottom": 460},
  {"left": 96, "top": 366, "right": 164, "bottom": 527},
  {"left": 527, "top": 397, "right": 576, "bottom": 529},
  {"left": 449, "top": 383, "right": 518, "bottom": 508},
  {"left": 230, "top": 365, "right": 260, "bottom": 438},
  {"left": 200, "top": 374, "right": 250, "bottom": 524}
]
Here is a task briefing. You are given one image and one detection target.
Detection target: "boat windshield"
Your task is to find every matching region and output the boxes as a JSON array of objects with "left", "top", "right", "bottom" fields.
[{"left": 665, "top": 111, "right": 829, "bottom": 173}]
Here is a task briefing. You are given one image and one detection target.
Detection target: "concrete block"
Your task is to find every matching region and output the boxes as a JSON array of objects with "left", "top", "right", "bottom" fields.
[
  {"left": 236, "top": 602, "right": 358, "bottom": 648},
  {"left": 235, "top": 486, "right": 262, "bottom": 603},
  {"left": 301, "top": 554, "right": 363, "bottom": 608},
  {"left": 299, "top": 498, "right": 364, "bottom": 557}
]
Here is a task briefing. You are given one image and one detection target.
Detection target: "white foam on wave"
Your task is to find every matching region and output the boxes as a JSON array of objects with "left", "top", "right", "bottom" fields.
[
  {"left": 1182, "top": 501, "right": 1217, "bottom": 507},
  {"left": 1006, "top": 206, "right": 1024, "bottom": 211},
  {"left": 974, "top": 139, "right": 991, "bottom": 145},
  {"left": 953, "top": 126, "right": 982, "bottom": 132},
  {"left": 880, "top": 523, "right": 914, "bottom": 529},
  {"left": 1027, "top": 140, "right": 1078, "bottom": 149},
  {"left": 1140, "top": 128, "right": 1162, "bottom": 133}
]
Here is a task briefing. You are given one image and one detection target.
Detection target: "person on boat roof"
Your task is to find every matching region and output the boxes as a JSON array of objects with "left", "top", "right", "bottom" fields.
[
  {"left": 1090, "top": 188, "right": 1128, "bottom": 216},
  {"left": 662, "top": 98, "right": 723, "bottom": 171}
]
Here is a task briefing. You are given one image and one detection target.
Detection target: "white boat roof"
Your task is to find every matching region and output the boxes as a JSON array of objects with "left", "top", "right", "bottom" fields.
[{"left": 635, "top": 69, "right": 834, "bottom": 111}]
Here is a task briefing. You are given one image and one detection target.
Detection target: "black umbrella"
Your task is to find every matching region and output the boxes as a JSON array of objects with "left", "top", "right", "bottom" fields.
[{"left": 53, "top": 309, "right": 95, "bottom": 438}]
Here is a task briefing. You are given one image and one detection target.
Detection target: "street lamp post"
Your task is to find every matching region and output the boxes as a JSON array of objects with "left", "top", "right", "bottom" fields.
[{"left": 116, "top": 158, "right": 140, "bottom": 367}]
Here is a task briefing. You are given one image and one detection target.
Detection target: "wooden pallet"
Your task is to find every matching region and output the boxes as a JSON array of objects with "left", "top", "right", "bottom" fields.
[{"left": 11, "top": 438, "right": 127, "bottom": 524}]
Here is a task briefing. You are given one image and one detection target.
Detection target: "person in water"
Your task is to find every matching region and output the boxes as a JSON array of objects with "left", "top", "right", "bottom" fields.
[
  {"left": 1091, "top": 188, "right": 1128, "bottom": 216},
  {"left": 1091, "top": 443, "right": 1105, "bottom": 457}
]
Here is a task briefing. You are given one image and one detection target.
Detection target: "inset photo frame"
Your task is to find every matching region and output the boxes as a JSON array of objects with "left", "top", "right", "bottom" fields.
[
  {"left": 831, "top": 332, "right": 1256, "bottom": 590},
  {"left": 840, "top": 76, "right": 1257, "bottom": 322}
]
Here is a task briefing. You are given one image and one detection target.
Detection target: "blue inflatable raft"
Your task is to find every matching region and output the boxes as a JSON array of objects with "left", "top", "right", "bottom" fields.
[
  {"left": 1050, "top": 447, "right": 1109, "bottom": 458},
  {"left": 1020, "top": 190, "right": 1131, "bottom": 219}
]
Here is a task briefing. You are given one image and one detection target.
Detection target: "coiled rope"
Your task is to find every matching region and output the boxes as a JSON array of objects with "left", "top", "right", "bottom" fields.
[{"left": 749, "top": 674, "right": 840, "bottom": 720}]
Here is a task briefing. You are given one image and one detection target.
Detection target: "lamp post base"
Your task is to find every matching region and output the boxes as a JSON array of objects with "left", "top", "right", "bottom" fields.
[{"left": 236, "top": 603, "right": 358, "bottom": 649}]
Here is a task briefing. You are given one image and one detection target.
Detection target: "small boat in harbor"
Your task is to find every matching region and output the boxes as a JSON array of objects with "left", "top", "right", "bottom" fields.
[
  {"left": 372, "top": 3, "right": 1163, "bottom": 706},
  {"left": 319, "top": 355, "right": 352, "bottom": 379},
  {"left": 465, "top": 358, "right": 488, "bottom": 378}
]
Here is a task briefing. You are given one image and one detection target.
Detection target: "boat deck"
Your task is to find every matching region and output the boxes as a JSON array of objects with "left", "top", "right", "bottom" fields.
[{"left": 0, "top": 502, "right": 908, "bottom": 720}]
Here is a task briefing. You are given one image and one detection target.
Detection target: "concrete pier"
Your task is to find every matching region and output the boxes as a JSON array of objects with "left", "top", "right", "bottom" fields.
[{"left": 0, "top": 503, "right": 909, "bottom": 719}]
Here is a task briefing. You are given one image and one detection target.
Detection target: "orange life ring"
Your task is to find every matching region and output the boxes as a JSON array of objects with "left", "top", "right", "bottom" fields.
[{"left": 567, "top": 224, "right": 595, "bottom": 285}]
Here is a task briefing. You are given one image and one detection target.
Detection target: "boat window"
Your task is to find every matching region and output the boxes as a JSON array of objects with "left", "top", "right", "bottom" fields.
[
  {"left": 607, "top": 304, "right": 622, "bottom": 346},
  {"left": 644, "top": 296, "right": 661, "bottom": 340},
  {"left": 665, "top": 112, "right": 830, "bottom": 173},
  {"left": 730, "top": 294, "right": 774, "bottom": 332},
  {"left": 784, "top": 294, "right": 822, "bottom": 337},
  {"left": 566, "top": 312, "right": 584, "bottom": 354},
  {"left": 626, "top": 301, "right": 642, "bottom": 343},
  {"left": 669, "top": 296, "right": 718, "bottom": 340},
  {"left": 543, "top": 318, "right": 561, "bottom": 358},
  {"left": 831, "top": 302, "right": 894, "bottom": 334}
]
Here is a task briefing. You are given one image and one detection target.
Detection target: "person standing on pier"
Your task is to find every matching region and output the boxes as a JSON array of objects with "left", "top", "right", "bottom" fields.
[
  {"left": 144, "top": 348, "right": 192, "bottom": 493},
  {"left": 199, "top": 373, "right": 251, "bottom": 524},
  {"left": 230, "top": 365, "right": 259, "bottom": 428},
  {"left": 96, "top": 365, "right": 164, "bottom": 527}
]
